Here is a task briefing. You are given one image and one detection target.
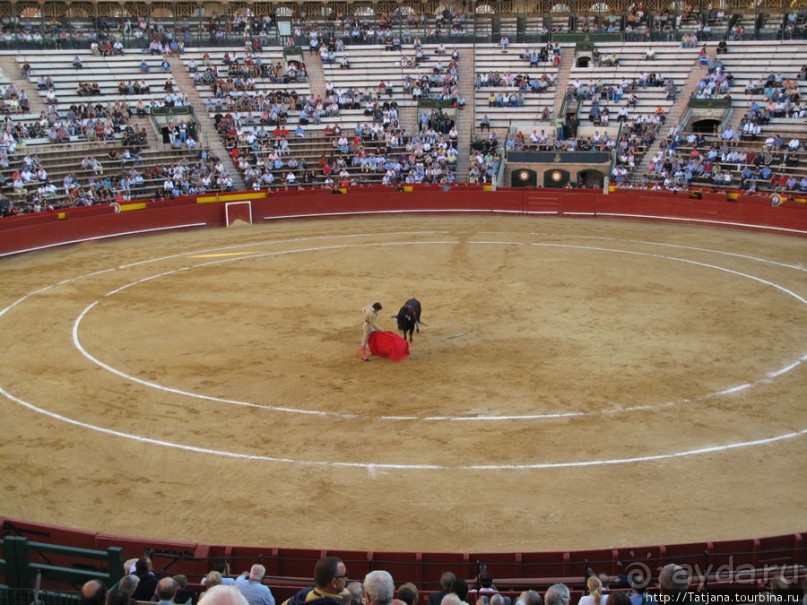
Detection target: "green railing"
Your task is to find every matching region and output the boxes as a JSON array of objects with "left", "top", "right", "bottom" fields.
[
  {"left": 1, "top": 537, "right": 123, "bottom": 590},
  {"left": 609, "top": 120, "right": 624, "bottom": 178},
  {"left": 0, "top": 588, "right": 80, "bottom": 605},
  {"left": 417, "top": 99, "right": 456, "bottom": 110},
  {"left": 151, "top": 106, "right": 194, "bottom": 117},
  {"left": 688, "top": 98, "right": 732, "bottom": 110},
  {"left": 283, "top": 46, "right": 304, "bottom": 62}
]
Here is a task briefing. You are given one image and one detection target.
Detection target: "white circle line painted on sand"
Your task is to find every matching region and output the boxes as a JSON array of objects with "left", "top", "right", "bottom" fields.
[
  {"left": 71, "top": 302, "right": 359, "bottom": 419},
  {"left": 3, "top": 228, "right": 801, "bottom": 322},
  {"left": 515, "top": 232, "right": 807, "bottom": 272},
  {"left": 117, "top": 231, "right": 453, "bottom": 269},
  {"left": 1, "top": 381, "right": 805, "bottom": 470},
  {"left": 0, "top": 268, "right": 116, "bottom": 319},
  {"left": 71, "top": 240, "right": 807, "bottom": 422}
]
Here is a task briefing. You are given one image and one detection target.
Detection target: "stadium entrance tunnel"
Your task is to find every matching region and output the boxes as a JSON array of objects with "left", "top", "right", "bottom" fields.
[
  {"left": 691, "top": 118, "right": 721, "bottom": 133},
  {"left": 578, "top": 169, "right": 605, "bottom": 188}
]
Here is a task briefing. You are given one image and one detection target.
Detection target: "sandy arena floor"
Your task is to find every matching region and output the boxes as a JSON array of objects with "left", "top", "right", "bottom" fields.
[{"left": 0, "top": 215, "right": 805, "bottom": 553}]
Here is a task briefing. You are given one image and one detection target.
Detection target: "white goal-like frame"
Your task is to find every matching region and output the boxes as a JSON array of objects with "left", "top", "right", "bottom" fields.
[{"left": 225, "top": 201, "right": 253, "bottom": 226}]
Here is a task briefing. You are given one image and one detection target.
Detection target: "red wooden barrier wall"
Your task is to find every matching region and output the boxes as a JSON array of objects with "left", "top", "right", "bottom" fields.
[{"left": 1, "top": 186, "right": 805, "bottom": 259}]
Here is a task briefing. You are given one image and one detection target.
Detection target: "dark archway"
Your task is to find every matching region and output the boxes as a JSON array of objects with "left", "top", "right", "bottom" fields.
[
  {"left": 578, "top": 169, "right": 604, "bottom": 188},
  {"left": 691, "top": 119, "right": 720, "bottom": 134},
  {"left": 576, "top": 55, "right": 591, "bottom": 68}
]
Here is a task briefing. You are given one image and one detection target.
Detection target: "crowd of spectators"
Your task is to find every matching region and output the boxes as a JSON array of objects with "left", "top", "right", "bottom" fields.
[
  {"left": 77, "top": 81, "right": 102, "bottom": 96},
  {"left": 297, "top": 9, "right": 468, "bottom": 49},
  {"left": 0, "top": 142, "right": 233, "bottom": 215},
  {"left": 519, "top": 43, "right": 562, "bottom": 66},
  {"left": 477, "top": 72, "right": 556, "bottom": 95},
  {"left": 691, "top": 56, "right": 732, "bottom": 100},
  {"left": 0, "top": 84, "right": 30, "bottom": 114},
  {"left": 629, "top": 62, "right": 805, "bottom": 193},
  {"left": 641, "top": 134, "right": 804, "bottom": 193},
  {"left": 223, "top": 104, "right": 458, "bottom": 191}
]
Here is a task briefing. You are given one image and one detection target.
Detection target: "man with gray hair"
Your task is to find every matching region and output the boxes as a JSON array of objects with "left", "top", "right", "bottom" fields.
[
  {"left": 110, "top": 573, "right": 140, "bottom": 602},
  {"left": 429, "top": 573, "right": 456, "bottom": 605},
  {"left": 544, "top": 584, "right": 570, "bottom": 605},
  {"left": 236, "top": 564, "right": 276, "bottom": 605},
  {"left": 346, "top": 581, "right": 365, "bottom": 605},
  {"left": 201, "top": 585, "right": 251, "bottom": 605},
  {"left": 157, "top": 577, "right": 178, "bottom": 605},
  {"left": 659, "top": 564, "right": 690, "bottom": 598},
  {"left": 517, "top": 590, "right": 542, "bottom": 605},
  {"left": 364, "top": 571, "right": 395, "bottom": 605}
]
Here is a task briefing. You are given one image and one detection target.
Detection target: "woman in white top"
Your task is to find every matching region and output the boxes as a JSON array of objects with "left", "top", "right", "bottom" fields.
[{"left": 578, "top": 576, "right": 607, "bottom": 605}]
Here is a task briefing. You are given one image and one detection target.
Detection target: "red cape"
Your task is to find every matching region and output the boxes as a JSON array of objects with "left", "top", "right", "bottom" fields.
[{"left": 368, "top": 331, "right": 410, "bottom": 361}]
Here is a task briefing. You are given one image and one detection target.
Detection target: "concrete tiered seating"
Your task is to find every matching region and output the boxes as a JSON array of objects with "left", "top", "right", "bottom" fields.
[
  {"left": 320, "top": 42, "right": 464, "bottom": 115},
  {"left": 181, "top": 49, "right": 318, "bottom": 129},
  {"left": 718, "top": 40, "right": 807, "bottom": 110},
  {"left": 320, "top": 43, "right": 418, "bottom": 116},
  {"left": 0, "top": 140, "right": 202, "bottom": 208},
  {"left": 183, "top": 48, "right": 398, "bottom": 188},
  {"left": 570, "top": 42, "right": 700, "bottom": 125},
  {"left": 19, "top": 52, "right": 172, "bottom": 110},
  {"left": 759, "top": 13, "right": 784, "bottom": 37},
  {"left": 473, "top": 43, "right": 560, "bottom": 129},
  {"left": 718, "top": 41, "right": 807, "bottom": 152}
]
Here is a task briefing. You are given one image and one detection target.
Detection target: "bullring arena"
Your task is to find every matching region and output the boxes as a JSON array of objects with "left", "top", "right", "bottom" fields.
[
  {"left": 1, "top": 188, "right": 806, "bottom": 560},
  {"left": 1, "top": 6, "right": 807, "bottom": 595}
]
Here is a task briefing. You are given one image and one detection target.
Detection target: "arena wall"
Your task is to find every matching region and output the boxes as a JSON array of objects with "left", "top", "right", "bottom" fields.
[
  {"left": 1, "top": 515, "right": 804, "bottom": 601},
  {"left": 0, "top": 186, "right": 805, "bottom": 258}
]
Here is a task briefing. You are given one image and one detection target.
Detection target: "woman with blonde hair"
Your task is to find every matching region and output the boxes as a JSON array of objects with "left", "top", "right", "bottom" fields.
[
  {"left": 199, "top": 571, "right": 223, "bottom": 600},
  {"left": 578, "top": 576, "right": 607, "bottom": 605}
]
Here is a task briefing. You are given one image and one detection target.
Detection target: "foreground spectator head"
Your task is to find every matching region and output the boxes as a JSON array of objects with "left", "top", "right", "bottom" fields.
[
  {"left": 544, "top": 584, "right": 570, "bottom": 605},
  {"left": 397, "top": 584, "right": 418, "bottom": 605},
  {"left": 235, "top": 563, "right": 274, "bottom": 605},
  {"left": 450, "top": 579, "right": 468, "bottom": 603},
  {"left": 158, "top": 577, "right": 178, "bottom": 602},
  {"left": 586, "top": 576, "right": 604, "bottom": 602},
  {"left": 659, "top": 564, "right": 689, "bottom": 595},
  {"left": 81, "top": 580, "right": 108, "bottom": 605},
  {"left": 206, "top": 572, "right": 224, "bottom": 589},
  {"left": 201, "top": 586, "right": 251, "bottom": 605},
  {"left": 440, "top": 573, "right": 457, "bottom": 592},
  {"left": 347, "top": 581, "right": 366, "bottom": 605},
  {"left": 605, "top": 593, "right": 630, "bottom": 605},
  {"left": 517, "top": 591, "right": 541, "bottom": 605},
  {"left": 117, "top": 575, "right": 140, "bottom": 597},
  {"left": 250, "top": 565, "right": 266, "bottom": 582},
  {"left": 136, "top": 556, "right": 153, "bottom": 575},
  {"left": 441, "top": 595, "right": 462, "bottom": 605},
  {"left": 365, "top": 571, "right": 395, "bottom": 605},
  {"left": 314, "top": 556, "right": 348, "bottom": 593}
]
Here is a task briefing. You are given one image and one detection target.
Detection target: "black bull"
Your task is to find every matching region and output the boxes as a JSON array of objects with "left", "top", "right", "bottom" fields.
[{"left": 394, "top": 298, "right": 422, "bottom": 342}]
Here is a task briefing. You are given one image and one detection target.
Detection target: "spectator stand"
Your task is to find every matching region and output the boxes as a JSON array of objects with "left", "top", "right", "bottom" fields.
[
  {"left": 319, "top": 42, "right": 466, "bottom": 114},
  {"left": 645, "top": 41, "right": 807, "bottom": 194},
  {"left": 563, "top": 42, "right": 699, "bottom": 187},
  {"left": 473, "top": 42, "right": 560, "bottom": 131},
  {"left": 0, "top": 53, "right": 218, "bottom": 214},
  {"left": 18, "top": 51, "right": 177, "bottom": 114},
  {"left": 569, "top": 42, "right": 699, "bottom": 131}
]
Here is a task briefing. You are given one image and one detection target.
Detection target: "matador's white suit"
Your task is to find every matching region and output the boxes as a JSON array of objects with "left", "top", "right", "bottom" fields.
[{"left": 361, "top": 302, "right": 382, "bottom": 361}]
